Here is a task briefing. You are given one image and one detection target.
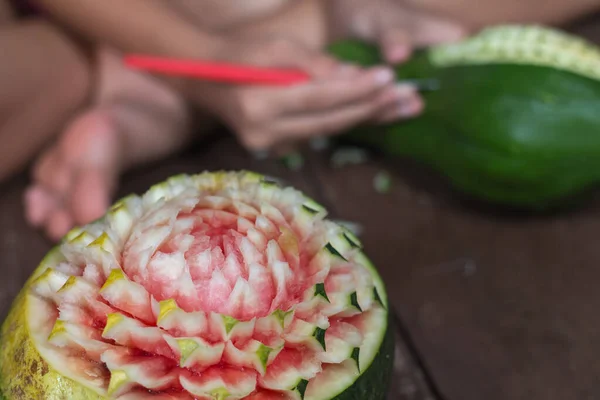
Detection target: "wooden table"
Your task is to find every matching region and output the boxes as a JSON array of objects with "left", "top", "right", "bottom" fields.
[{"left": 2, "top": 17, "right": 600, "bottom": 400}]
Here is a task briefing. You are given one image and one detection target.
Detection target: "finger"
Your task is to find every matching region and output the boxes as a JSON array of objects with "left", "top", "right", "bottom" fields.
[
  {"left": 255, "top": 38, "right": 346, "bottom": 80},
  {"left": 46, "top": 207, "right": 74, "bottom": 242},
  {"left": 276, "top": 66, "right": 395, "bottom": 114},
  {"left": 401, "top": 11, "right": 468, "bottom": 48},
  {"left": 268, "top": 91, "right": 396, "bottom": 141},
  {"left": 32, "top": 147, "right": 71, "bottom": 195},
  {"left": 228, "top": 64, "right": 383, "bottom": 124},
  {"left": 237, "top": 85, "right": 401, "bottom": 151},
  {"left": 69, "top": 166, "right": 114, "bottom": 226},
  {"left": 372, "top": 4, "right": 468, "bottom": 61},
  {"left": 302, "top": 52, "right": 347, "bottom": 80},
  {"left": 376, "top": 95, "right": 424, "bottom": 124},
  {"left": 24, "top": 186, "right": 59, "bottom": 227},
  {"left": 373, "top": 84, "right": 423, "bottom": 122},
  {"left": 377, "top": 27, "right": 413, "bottom": 64}
]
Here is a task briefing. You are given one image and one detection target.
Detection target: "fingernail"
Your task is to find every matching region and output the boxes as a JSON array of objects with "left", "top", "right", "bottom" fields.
[
  {"left": 387, "top": 47, "right": 410, "bottom": 64},
  {"left": 338, "top": 63, "right": 360, "bottom": 77},
  {"left": 394, "top": 83, "right": 417, "bottom": 98},
  {"left": 373, "top": 68, "right": 395, "bottom": 86},
  {"left": 398, "top": 99, "right": 423, "bottom": 118},
  {"left": 378, "top": 83, "right": 416, "bottom": 105}
]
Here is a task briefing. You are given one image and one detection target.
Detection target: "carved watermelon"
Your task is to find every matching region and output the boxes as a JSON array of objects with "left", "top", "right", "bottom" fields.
[{"left": 0, "top": 171, "right": 394, "bottom": 399}]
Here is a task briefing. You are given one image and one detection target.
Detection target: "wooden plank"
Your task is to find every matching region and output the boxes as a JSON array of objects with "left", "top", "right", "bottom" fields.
[
  {"left": 389, "top": 314, "right": 439, "bottom": 400},
  {"left": 0, "top": 179, "right": 51, "bottom": 320},
  {"left": 305, "top": 132, "right": 600, "bottom": 400}
]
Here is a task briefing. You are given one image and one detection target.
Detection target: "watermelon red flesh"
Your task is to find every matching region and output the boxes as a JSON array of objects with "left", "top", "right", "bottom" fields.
[
  {"left": 122, "top": 206, "right": 310, "bottom": 320},
  {"left": 27, "top": 172, "right": 388, "bottom": 399}
]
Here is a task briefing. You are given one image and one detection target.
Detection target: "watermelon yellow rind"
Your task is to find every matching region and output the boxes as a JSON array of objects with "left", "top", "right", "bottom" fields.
[
  {"left": 0, "top": 170, "right": 393, "bottom": 399},
  {"left": 0, "top": 248, "right": 102, "bottom": 400}
]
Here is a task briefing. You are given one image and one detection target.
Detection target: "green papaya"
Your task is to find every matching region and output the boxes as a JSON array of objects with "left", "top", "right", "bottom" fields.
[{"left": 329, "top": 25, "right": 600, "bottom": 210}]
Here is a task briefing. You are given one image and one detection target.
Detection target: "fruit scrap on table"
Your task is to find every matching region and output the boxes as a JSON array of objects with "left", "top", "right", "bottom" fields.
[
  {"left": 373, "top": 171, "right": 392, "bottom": 194},
  {"left": 280, "top": 152, "right": 305, "bottom": 171},
  {"left": 329, "top": 147, "right": 370, "bottom": 169}
]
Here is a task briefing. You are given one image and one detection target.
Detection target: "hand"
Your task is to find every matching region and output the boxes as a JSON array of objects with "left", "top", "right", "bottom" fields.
[
  {"left": 327, "top": 0, "right": 468, "bottom": 64},
  {"left": 190, "top": 36, "right": 416, "bottom": 153},
  {"left": 324, "top": 0, "right": 468, "bottom": 123}
]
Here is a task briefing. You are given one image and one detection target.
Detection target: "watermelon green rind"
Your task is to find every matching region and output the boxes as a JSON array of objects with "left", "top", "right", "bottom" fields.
[
  {"left": 314, "top": 283, "right": 330, "bottom": 302},
  {"left": 349, "top": 292, "right": 362, "bottom": 312},
  {"left": 330, "top": 316, "right": 393, "bottom": 400},
  {"left": 329, "top": 25, "right": 600, "bottom": 210},
  {"left": 325, "top": 243, "right": 347, "bottom": 261},
  {"left": 357, "top": 63, "right": 600, "bottom": 208},
  {"left": 0, "top": 170, "right": 393, "bottom": 399},
  {"left": 306, "top": 309, "right": 394, "bottom": 400},
  {"left": 355, "top": 252, "right": 389, "bottom": 310}
]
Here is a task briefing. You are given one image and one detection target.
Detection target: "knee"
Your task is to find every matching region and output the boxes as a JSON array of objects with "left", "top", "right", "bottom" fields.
[
  {"left": 0, "top": 20, "right": 91, "bottom": 182},
  {"left": 56, "top": 48, "right": 92, "bottom": 111},
  {"left": 8, "top": 19, "right": 93, "bottom": 108},
  {"left": 0, "top": 0, "right": 14, "bottom": 24},
  {"left": 32, "top": 21, "right": 93, "bottom": 107}
]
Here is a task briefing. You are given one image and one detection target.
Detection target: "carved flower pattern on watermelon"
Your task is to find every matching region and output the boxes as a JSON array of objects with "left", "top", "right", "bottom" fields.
[{"left": 24, "top": 171, "right": 390, "bottom": 399}]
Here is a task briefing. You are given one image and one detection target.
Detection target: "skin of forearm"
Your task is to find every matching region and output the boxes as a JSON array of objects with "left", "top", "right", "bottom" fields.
[
  {"left": 34, "top": 0, "right": 225, "bottom": 58},
  {"left": 406, "top": 0, "right": 600, "bottom": 29}
]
